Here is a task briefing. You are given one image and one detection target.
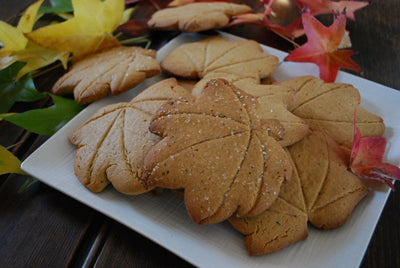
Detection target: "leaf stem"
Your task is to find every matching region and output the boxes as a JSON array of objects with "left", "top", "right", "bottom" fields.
[
  {"left": 32, "top": 62, "right": 68, "bottom": 78},
  {"left": 6, "top": 140, "right": 24, "bottom": 151},
  {"left": 270, "top": 28, "right": 301, "bottom": 49},
  {"left": 119, "top": 36, "right": 151, "bottom": 45}
]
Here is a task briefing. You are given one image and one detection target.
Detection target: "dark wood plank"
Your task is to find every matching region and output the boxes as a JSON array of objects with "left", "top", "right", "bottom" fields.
[
  {"left": 361, "top": 182, "right": 400, "bottom": 267},
  {"left": 0, "top": 177, "right": 93, "bottom": 267},
  {"left": 350, "top": 0, "right": 400, "bottom": 90},
  {"left": 93, "top": 221, "right": 193, "bottom": 268},
  {"left": 0, "top": 135, "right": 99, "bottom": 267}
]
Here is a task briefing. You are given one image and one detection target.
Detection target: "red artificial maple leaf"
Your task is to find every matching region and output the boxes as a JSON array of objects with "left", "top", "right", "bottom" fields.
[
  {"left": 229, "top": 12, "right": 304, "bottom": 39},
  {"left": 259, "top": 0, "right": 274, "bottom": 15},
  {"left": 116, "top": 18, "right": 149, "bottom": 36},
  {"left": 350, "top": 107, "right": 400, "bottom": 189},
  {"left": 295, "top": 0, "right": 369, "bottom": 20},
  {"left": 264, "top": 16, "right": 304, "bottom": 39},
  {"left": 285, "top": 12, "right": 361, "bottom": 82}
]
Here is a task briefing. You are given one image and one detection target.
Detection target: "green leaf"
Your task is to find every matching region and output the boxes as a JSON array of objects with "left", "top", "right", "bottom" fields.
[
  {"left": 0, "top": 145, "right": 27, "bottom": 175},
  {"left": 0, "top": 94, "right": 85, "bottom": 136},
  {"left": 18, "top": 177, "right": 38, "bottom": 193},
  {"left": 0, "top": 62, "right": 46, "bottom": 113},
  {"left": 39, "top": 0, "right": 73, "bottom": 14}
]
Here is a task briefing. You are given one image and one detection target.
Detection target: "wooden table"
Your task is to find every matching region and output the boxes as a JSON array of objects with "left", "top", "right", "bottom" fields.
[{"left": 1, "top": 0, "right": 399, "bottom": 267}]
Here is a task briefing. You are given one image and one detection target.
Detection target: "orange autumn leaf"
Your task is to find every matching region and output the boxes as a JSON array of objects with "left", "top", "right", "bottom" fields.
[
  {"left": 26, "top": 0, "right": 124, "bottom": 60},
  {"left": 285, "top": 12, "right": 361, "bottom": 82},
  {"left": 350, "top": 107, "right": 400, "bottom": 189}
]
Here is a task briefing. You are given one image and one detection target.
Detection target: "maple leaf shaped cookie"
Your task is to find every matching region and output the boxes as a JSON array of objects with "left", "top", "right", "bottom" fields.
[
  {"left": 148, "top": 2, "right": 252, "bottom": 33},
  {"left": 161, "top": 36, "right": 279, "bottom": 81},
  {"left": 192, "top": 73, "right": 309, "bottom": 147},
  {"left": 70, "top": 78, "right": 190, "bottom": 194},
  {"left": 229, "top": 131, "right": 368, "bottom": 255},
  {"left": 281, "top": 76, "right": 385, "bottom": 149},
  {"left": 52, "top": 46, "right": 161, "bottom": 104},
  {"left": 142, "top": 79, "right": 292, "bottom": 224}
]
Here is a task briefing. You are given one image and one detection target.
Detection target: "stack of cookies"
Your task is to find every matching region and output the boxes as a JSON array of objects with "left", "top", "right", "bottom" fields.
[{"left": 59, "top": 35, "right": 385, "bottom": 256}]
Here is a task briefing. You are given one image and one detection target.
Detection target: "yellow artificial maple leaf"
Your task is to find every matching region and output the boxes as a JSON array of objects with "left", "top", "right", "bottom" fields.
[
  {"left": 0, "top": 0, "right": 43, "bottom": 61},
  {"left": 26, "top": 0, "right": 124, "bottom": 60},
  {"left": 0, "top": 145, "right": 27, "bottom": 175},
  {"left": 0, "top": 0, "right": 69, "bottom": 79}
]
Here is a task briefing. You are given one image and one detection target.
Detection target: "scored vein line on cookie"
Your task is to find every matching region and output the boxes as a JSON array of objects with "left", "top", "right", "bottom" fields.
[
  {"left": 308, "top": 136, "right": 330, "bottom": 211},
  {"left": 262, "top": 222, "right": 291, "bottom": 248},
  {"left": 203, "top": 40, "right": 243, "bottom": 75},
  {"left": 310, "top": 187, "right": 367, "bottom": 213},
  {"left": 120, "top": 109, "right": 138, "bottom": 182},
  {"left": 150, "top": 130, "right": 249, "bottom": 180},
  {"left": 179, "top": 47, "right": 203, "bottom": 76},
  {"left": 199, "top": 131, "right": 255, "bottom": 224},
  {"left": 120, "top": 53, "right": 139, "bottom": 88},
  {"left": 205, "top": 56, "right": 274, "bottom": 76},
  {"left": 156, "top": 112, "right": 250, "bottom": 129},
  {"left": 287, "top": 149, "right": 310, "bottom": 214},
  {"left": 87, "top": 108, "right": 123, "bottom": 187},
  {"left": 288, "top": 76, "right": 315, "bottom": 94},
  {"left": 248, "top": 132, "right": 275, "bottom": 215},
  {"left": 57, "top": 57, "right": 98, "bottom": 85},
  {"left": 78, "top": 60, "right": 123, "bottom": 98},
  {"left": 77, "top": 104, "right": 148, "bottom": 126},
  {"left": 292, "top": 84, "right": 356, "bottom": 112},
  {"left": 268, "top": 197, "right": 308, "bottom": 217},
  {"left": 285, "top": 153, "right": 307, "bottom": 213}
]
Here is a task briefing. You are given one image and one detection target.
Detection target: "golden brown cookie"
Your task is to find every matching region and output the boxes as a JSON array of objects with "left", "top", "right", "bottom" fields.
[
  {"left": 161, "top": 36, "right": 279, "bottom": 80},
  {"left": 52, "top": 46, "right": 161, "bottom": 104},
  {"left": 229, "top": 148, "right": 308, "bottom": 255},
  {"left": 280, "top": 76, "right": 385, "bottom": 150},
  {"left": 230, "top": 131, "right": 368, "bottom": 255},
  {"left": 290, "top": 131, "right": 368, "bottom": 229},
  {"left": 193, "top": 73, "right": 309, "bottom": 147},
  {"left": 70, "top": 78, "right": 190, "bottom": 194},
  {"left": 148, "top": 2, "right": 252, "bottom": 33},
  {"left": 142, "top": 79, "right": 292, "bottom": 225}
]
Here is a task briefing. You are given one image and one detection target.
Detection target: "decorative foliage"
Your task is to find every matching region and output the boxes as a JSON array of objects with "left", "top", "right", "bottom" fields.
[
  {"left": 229, "top": 0, "right": 369, "bottom": 82},
  {"left": 295, "top": 0, "right": 369, "bottom": 20},
  {"left": 0, "top": 62, "right": 45, "bottom": 113},
  {"left": 350, "top": 107, "right": 400, "bottom": 189},
  {"left": 26, "top": 0, "right": 124, "bottom": 60},
  {"left": 0, "top": 94, "right": 84, "bottom": 136},
  {"left": 285, "top": 12, "right": 361, "bottom": 82},
  {"left": 0, "top": 0, "right": 69, "bottom": 79},
  {"left": 38, "top": 0, "right": 73, "bottom": 14},
  {"left": 0, "top": 145, "right": 27, "bottom": 176}
]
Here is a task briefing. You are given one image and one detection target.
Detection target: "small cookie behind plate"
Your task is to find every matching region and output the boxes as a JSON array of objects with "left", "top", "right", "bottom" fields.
[
  {"left": 148, "top": 2, "right": 252, "bottom": 33},
  {"left": 52, "top": 46, "right": 161, "bottom": 104}
]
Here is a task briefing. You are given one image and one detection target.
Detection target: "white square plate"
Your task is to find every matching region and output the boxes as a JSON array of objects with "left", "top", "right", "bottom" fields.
[{"left": 21, "top": 32, "right": 400, "bottom": 268}]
